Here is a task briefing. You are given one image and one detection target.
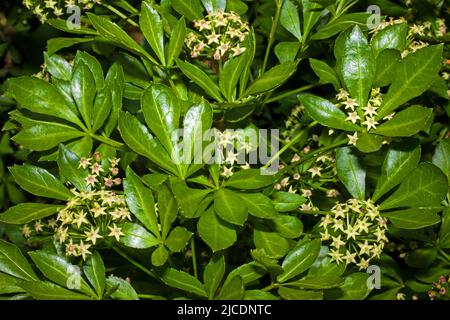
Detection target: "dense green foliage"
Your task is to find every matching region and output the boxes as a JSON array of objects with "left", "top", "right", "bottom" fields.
[{"left": 0, "top": 0, "right": 449, "bottom": 301}]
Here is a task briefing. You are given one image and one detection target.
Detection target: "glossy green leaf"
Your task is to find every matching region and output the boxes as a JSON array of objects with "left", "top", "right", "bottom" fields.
[
  {"left": 167, "top": 17, "right": 186, "bottom": 66},
  {"left": 373, "top": 141, "right": 421, "bottom": 201},
  {"left": 439, "top": 208, "right": 450, "bottom": 248},
  {"left": 58, "top": 144, "right": 88, "bottom": 191},
  {"left": 337, "top": 25, "right": 375, "bottom": 108},
  {"left": 12, "top": 123, "right": 85, "bottom": 152},
  {"left": 374, "top": 105, "right": 433, "bottom": 137},
  {"left": 277, "top": 239, "right": 321, "bottom": 283},
  {"left": 20, "top": 281, "right": 92, "bottom": 300},
  {"left": 299, "top": 94, "right": 361, "bottom": 131},
  {"left": 355, "top": 132, "right": 383, "bottom": 153},
  {"left": 120, "top": 222, "right": 160, "bottom": 249},
  {"left": 176, "top": 59, "right": 223, "bottom": 101},
  {"left": 302, "top": 0, "right": 323, "bottom": 40},
  {"left": 218, "top": 275, "right": 244, "bottom": 300},
  {"left": 0, "top": 240, "right": 38, "bottom": 281},
  {"left": 244, "top": 62, "right": 297, "bottom": 96},
  {"left": 118, "top": 111, "right": 177, "bottom": 175},
  {"left": 198, "top": 208, "right": 237, "bottom": 252},
  {"left": 74, "top": 51, "right": 104, "bottom": 91},
  {"left": 0, "top": 272, "right": 25, "bottom": 295},
  {"left": 373, "top": 49, "right": 401, "bottom": 87},
  {"left": 0, "top": 203, "right": 61, "bottom": 224},
  {"left": 151, "top": 246, "right": 169, "bottom": 267},
  {"left": 104, "top": 63, "right": 125, "bottom": 136},
  {"left": 371, "top": 23, "right": 408, "bottom": 57},
  {"left": 274, "top": 41, "right": 300, "bottom": 63},
  {"left": 214, "top": 188, "right": 248, "bottom": 225},
  {"left": 158, "top": 185, "right": 178, "bottom": 239},
  {"left": 312, "top": 13, "right": 372, "bottom": 40},
  {"left": 381, "top": 163, "right": 448, "bottom": 210},
  {"left": 161, "top": 268, "right": 207, "bottom": 297},
  {"left": 71, "top": 62, "right": 96, "bottom": 128},
  {"left": 336, "top": 147, "right": 366, "bottom": 199},
  {"left": 225, "top": 262, "right": 266, "bottom": 286},
  {"left": 273, "top": 215, "right": 303, "bottom": 239},
  {"left": 285, "top": 277, "right": 343, "bottom": 289},
  {"left": 44, "top": 52, "right": 72, "bottom": 81},
  {"left": 9, "top": 164, "right": 72, "bottom": 200},
  {"left": 225, "top": 169, "right": 274, "bottom": 189},
  {"left": 87, "top": 13, "right": 154, "bottom": 62},
  {"left": 29, "top": 251, "right": 95, "bottom": 297},
  {"left": 377, "top": 44, "right": 443, "bottom": 118},
  {"left": 106, "top": 275, "right": 138, "bottom": 300},
  {"left": 124, "top": 169, "right": 159, "bottom": 237},
  {"left": 165, "top": 227, "right": 193, "bottom": 252},
  {"left": 170, "top": 178, "right": 212, "bottom": 218},
  {"left": 280, "top": 0, "right": 301, "bottom": 41},
  {"left": 253, "top": 226, "right": 289, "bottom": 258},
  {"left": 203, "top": 254, "right": 225, "bottom": 299},
  {"left": 272, "top": 191, "right": 306, "bottom": 212},
  {"left": 92, "top": 85, "right": 112, "bottom": 133},
  {"left": 47, "top": 37, "right": 95, "bottom": 56},
  {"left": 83, "top": 251, "right": 106, "bottom": 299},
  {"left": 327, "top": 272, "right": 371, "bottom": 300},
  {"left": 141, "top": 2, "right": 166, "bottom": 65},
  {"left": 382, "top": 208, "right": 441, "bottom": 229},
  {"left": 278, "top": 287, "right": 323, "bottom": 300},
  {"left": 432, "top": 139, "right": 450, "bottom": 177},
  {"left": 6, "top": 77, "right": 82, "bottom": 127},
  {"left": 171, "top": 0, "right": 203, "bottom": 21},
  {"left": 219, "top": 53, "right": 250, "bottom": 101},
  {"left": 309, "top": 58, "right": 340, "bottom": 91},
  {"left": 239, "top": 193, "right": 278, "bottom": 219}
]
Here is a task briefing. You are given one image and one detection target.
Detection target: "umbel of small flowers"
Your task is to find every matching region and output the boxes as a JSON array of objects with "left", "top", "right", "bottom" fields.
[
  {"left": 319, "top": 198, "right": 389, "bottom": 270},
  {"left": 186, "top": 10, "right": 249, "bottom": 61},
  {"left": 23, "top": 0, "right": 101, "bottom": 23},
  {"left": 428, "top": 276, "right": 450, "bottom": 300},
  {"left": 336, "top": 88, "right": 394, "bottom": 146},
  {"left": 21, "top": 153, "right": 130, "bottom": 260}
]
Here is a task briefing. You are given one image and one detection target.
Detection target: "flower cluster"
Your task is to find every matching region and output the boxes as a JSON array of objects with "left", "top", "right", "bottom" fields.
[
  {"left": 428, "top": 276, "right": 450, "bottom": 300},
  {"left": 336, "top": 88, "right": 394, "bottom": 146},
  {"left": 21, "top": 153, "right": 130, "bottom": 260},
  {"left": 186, "top": 10, "right": 249, "bottom": 61},
  {"left": 23, "top": 0, "right": 101, "bottom": 23},
  {"left": 279, "top": 117, "right": 340, "bottom": 211},
  {"left": 215, "top": 129, "right": 253, "bottom": 178},
  {"left": 319, "top": 199, "right": 389, "bottom": 270}
]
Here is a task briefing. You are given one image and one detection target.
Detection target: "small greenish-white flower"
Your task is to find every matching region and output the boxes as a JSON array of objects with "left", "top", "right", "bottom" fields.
[{"left": 347, "top": 132, "right": 358, "bottom": 146}]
